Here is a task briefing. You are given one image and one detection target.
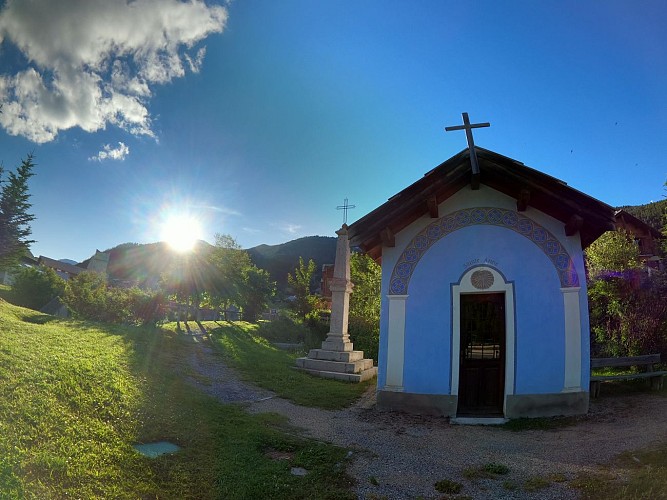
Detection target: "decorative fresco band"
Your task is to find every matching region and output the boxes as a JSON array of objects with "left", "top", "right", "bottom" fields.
[{"left": 388, "top": 207, "right": 580, "bottom": 294}]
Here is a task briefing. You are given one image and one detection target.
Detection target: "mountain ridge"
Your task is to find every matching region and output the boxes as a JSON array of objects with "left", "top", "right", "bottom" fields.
[
  {"left": 76, "top": 235, "right": 336, "bottom": 292},
  {"left": 70, "top": 198, "right": 664, "bottom": 288}
]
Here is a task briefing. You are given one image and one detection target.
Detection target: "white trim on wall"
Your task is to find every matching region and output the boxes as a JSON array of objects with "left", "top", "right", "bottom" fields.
[
  {"left": 385, "top": 294, "right": 409, "bottom": 391},
  {"left": 561, "top": 287, "right": 582, "bottom": 392},
  {"left": 451, "top": 266, "right": 516, "bottom": 413}
]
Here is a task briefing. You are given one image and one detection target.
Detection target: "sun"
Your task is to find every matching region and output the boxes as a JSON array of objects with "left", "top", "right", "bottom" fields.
[{"left": 160, "top": 214, "right": 203, "bottom": 252}]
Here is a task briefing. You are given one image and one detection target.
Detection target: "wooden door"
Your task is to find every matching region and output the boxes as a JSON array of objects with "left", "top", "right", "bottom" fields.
[{"left": 457, "top": 293, "right": 505, "bottom": 416}]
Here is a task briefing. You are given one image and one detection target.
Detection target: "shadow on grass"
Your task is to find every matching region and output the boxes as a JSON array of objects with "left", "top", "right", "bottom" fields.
[
  {"left": 501, "top": 416, "right": 580, "bottom": 432},
  {"left": 0, "top": 287, "right": 13, "bottom": 302},
  {"left": 120, "top": 323, "right": 357, "bottom": 499},
  {"left": 593, "top": 378, "right": 667, "bottom": 398},
  {"left": 572, "top": 443, "right": 667, "bottom": 499},
  {"left": 503, "top": 379, "right": 667, "bottom": 432},
  {"left": 206, "top": 321, "right": 375, "bottom": 410},
  {"left": 20, "top": 312, "right": 60, "bottom": 325}
]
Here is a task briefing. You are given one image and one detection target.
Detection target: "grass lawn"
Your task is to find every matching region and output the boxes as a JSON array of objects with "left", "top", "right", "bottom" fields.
[
  {"left": 573, "top": 442, "right": 667, "bottom": 499},
  {"left": 182, "top": 321, "right": 375, "bottom": 410},
  {"left": 0, "top": 301, "right": 356, "bottom": 498}
]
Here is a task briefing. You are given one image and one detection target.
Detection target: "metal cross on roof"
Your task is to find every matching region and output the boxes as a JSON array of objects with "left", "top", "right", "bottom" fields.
[
  {"left": 445, "top": 112, "right": 490, "bottom": 186},
  {"left": 336, "top": 198, "right": 356, "bottom": 225}
]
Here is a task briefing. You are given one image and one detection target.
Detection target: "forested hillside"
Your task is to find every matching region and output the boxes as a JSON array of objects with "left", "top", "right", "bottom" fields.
[
  {"left": 78, "top": 236, "right": 336, "bottom": 292},
  {"left": 618, "top": 199, "right": 666, "bottom": 232},
  {"left": 247, "top": 236, "right": 336, "bottom": 290}
]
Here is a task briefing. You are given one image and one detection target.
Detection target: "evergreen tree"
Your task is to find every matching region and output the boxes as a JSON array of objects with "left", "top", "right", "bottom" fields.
[{"left": 0, "top": 155, "right": 36, "bottom": 269}]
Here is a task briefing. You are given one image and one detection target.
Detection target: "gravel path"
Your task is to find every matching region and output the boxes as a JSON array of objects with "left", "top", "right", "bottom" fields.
[
  {"left": 171, "top": 329, "right": 273, "bottom": 403},
  {"left": 175, "top": 330, "right": 667, "bottom": 499}
]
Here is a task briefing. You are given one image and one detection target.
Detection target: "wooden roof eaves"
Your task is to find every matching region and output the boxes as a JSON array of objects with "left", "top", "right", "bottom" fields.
[
  {"left": 477, "top": 154, "right": 615, "bottom": 246},
  {"left": 348, "top": 150, "right": 470, "bottom": 246},
  {"left": 349, "top": 147, "right": 616, "bottom": 255}
]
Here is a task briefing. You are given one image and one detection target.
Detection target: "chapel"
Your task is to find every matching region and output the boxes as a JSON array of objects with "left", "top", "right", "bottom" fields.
[{"left": 347, "top": 145, "right": 615, "bottom": 419}]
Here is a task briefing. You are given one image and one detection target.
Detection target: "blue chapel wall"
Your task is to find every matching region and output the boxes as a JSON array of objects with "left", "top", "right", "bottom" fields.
[
  {"left": 376, "top": 186, "right": 591, "bottom": 396},
  {"left": 402, "top": 225, "right": 565, "bottom": 395}
]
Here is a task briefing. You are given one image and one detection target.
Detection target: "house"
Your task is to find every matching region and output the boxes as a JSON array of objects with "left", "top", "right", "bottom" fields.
[
  {"left": 319, "top": 263, "right": 335, "bottom": 307},
  {"left": 38, "top": 251, "right": 110, "bottom": 281},
  {"left": 0, "top": 252, "right": 38, "bottom": 285},
  {"left": 38, "top": 256, "right": 86, "bottom": 280},
  {"left": 347, "top": 147, "right": 615, "bottom": 419},
  {"left": 614, "top": 209, "right": 664, "bottom": 271}
]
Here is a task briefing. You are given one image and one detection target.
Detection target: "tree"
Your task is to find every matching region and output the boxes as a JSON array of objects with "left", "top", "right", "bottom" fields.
[
  {"left": 349, "top": 252, "right": 381, "bottom": 322},
  {"left": 585, "top": 229, "right": 641, "bottom": 279},
  {"left": 587, "top": 217, "right": 667, "bottom": 358},
  {"left": 348, "top": 252, "right": 382, "bottom": 361},
  {"left": 11, "top": 266, "right": 65, "bottom": 310},
  {"left": 63, "top": 271, "right": 108, "bottom": 320},
  {"left": 207, "top": 233, "right": 249, "bottom": 308},
  {"left": 0, "top": 155, "right": 36, "bottom": 269},
  {"left": 287, "top": 257, "right": 317, "bottom": 318},
  {"left": 240, "top": 265, "right": 275, "bottom": 322},
  {"left": 663, "top": 180, "right": 667, "bottom": 255},
  {"left": 205, "top": 233, "right": 276, "bottom": 322}
]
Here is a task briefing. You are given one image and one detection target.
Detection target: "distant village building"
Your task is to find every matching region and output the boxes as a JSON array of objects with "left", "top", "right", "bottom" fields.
[
  {"left": 614, "top": 209, "right": 664, "bottom": 271},
  {"left": 38, "top": 256, "right": 86, "bottom": 280},
  {"left": 0, "top": 252, "right": 37, "bottom": 285},
  {"left": 348, "top": 146, "right": 615, "bottom": 420},
  {"left": 38, "top": 251, "right": 110, "bottom": 280},
  {"left": 319, "top": 263, "right": 335, "bottom": 307}
]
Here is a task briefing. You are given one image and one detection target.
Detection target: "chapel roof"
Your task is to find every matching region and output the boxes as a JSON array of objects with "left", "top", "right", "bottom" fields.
[{"left": 348, "top": 147, "right": 616, "bottom": 260}]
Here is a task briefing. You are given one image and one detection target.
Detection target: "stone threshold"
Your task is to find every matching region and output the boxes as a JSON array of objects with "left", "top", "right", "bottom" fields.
[{"left": 450, "top": 417, "right": 508, "bottom": 425}]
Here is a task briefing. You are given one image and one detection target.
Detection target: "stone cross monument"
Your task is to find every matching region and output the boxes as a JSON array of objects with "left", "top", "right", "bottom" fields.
[{"left": 295, "top": 224, "right": 377, "bottom": 382}]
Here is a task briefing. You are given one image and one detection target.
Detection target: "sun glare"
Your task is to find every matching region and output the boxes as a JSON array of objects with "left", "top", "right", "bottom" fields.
[{"left": 160, "top": 214, "right": 203, "bottom": 252}]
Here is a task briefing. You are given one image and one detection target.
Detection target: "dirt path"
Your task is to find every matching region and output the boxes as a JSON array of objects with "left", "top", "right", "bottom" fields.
[{"left": 175, "top": 332, "right": 667, "bottom": 499}]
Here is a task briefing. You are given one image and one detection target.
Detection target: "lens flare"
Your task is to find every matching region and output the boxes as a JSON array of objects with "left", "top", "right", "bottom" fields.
[{"left": 160, "top": 213, "right": 202, "bottom": 252}]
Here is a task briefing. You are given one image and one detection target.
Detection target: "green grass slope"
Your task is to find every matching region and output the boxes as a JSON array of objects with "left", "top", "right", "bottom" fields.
[
  {"left": 189, "top": 321, "right": 374, "bottom": 409},
  {"left": 0, "top": 300, "right": 354, "bottom": 499}
]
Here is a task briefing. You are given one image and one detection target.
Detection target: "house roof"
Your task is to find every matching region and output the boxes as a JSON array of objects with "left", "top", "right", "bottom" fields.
[
  {"left": 38, "top": 256, "right": 85, "bottom": 276},
  {"left": 614, "top": 209, "right": 663, "bottom": 239},
  {"left": 348, "top": 147, "right": 616, "bottom": 260}
]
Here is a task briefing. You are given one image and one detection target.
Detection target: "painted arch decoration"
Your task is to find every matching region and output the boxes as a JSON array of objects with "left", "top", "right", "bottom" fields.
[{"left": 388, "top": 207, "right": 580, "bottom": 295}]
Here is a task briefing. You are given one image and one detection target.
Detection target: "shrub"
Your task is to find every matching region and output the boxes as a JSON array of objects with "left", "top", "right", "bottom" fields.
[
  {"left": 10, "top": 266, "right": 65, "bottom": 310},
  {"left": 434, "top": 479, "right": 462, "bottom": 494},
  {"left": 589, "top": 273, "right": 667, "bottom": 358},
  {"left": 349, "top": 316, "right": 379, "bottom": 362},
  {"left": 64, "top": 271, "right": 165, "bottom": 326}
]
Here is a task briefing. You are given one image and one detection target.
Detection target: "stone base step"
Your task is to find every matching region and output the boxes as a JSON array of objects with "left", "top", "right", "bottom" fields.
[
  {"left": 296, "top": 366, "right": 378, "bottom": 383},
  {"left": 295, "top": 357, "right": 373, "bottom": 374},
  {"left": 307, "top": 349, "right": 365, "bottom": 362}
]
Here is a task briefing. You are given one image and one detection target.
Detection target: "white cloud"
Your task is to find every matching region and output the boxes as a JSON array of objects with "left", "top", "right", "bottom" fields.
[
  {"left": 89, "top": 142, "right": 130, "bottom": 162},
  {"left": 192, "top": 204, "right": 241, "bottom": 216},
  {"left": 0, "top": 0, "right": 227, "bottom": 143},
  {"left": 281, "top": 223, "right": 302, "bottom": 235}
]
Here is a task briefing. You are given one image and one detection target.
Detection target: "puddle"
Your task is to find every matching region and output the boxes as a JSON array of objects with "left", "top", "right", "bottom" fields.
[
  {"left": 290, "top": 467, "right": 308, "bottom": 476},
  {"left": 133, "top": 441, "right": 181, "bottom": 458}
]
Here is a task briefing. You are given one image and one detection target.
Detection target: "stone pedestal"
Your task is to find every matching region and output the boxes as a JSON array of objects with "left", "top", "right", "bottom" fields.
[{"left": 295, "top": 224, "right": 377, "bottom": 383}]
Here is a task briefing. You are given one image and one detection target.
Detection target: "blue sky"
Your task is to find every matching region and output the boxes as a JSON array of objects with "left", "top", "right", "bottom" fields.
[{"left": 1, "top": 0, "right": 665, "bottom": 262}]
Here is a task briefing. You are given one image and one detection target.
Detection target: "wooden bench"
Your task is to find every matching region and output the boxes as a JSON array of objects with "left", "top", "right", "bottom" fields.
[{"left": 590, "top": 354, "right": 667, "bottom": 398}]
